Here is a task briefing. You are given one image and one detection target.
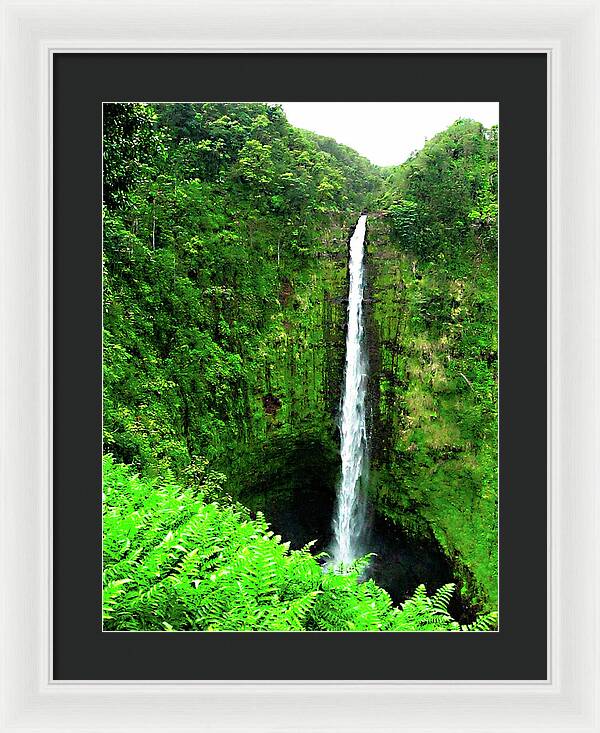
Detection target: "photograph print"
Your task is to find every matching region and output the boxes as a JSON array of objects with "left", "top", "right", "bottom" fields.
[{"left": 102, "top": 101, "right": 499, "bottom": 632}]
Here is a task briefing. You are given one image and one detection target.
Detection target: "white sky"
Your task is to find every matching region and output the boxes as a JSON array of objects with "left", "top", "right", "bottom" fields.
[{"left": 280, "top": 102, "right": 499, "bottom": 167}]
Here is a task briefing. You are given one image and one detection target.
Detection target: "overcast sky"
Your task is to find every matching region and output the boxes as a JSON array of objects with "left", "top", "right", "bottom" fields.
[{"left": 280, "top": 102, "right": 499, "bottom": 167}]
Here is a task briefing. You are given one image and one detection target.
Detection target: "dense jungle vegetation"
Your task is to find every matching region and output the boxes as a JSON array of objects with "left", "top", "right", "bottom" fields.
[
  {"left": 102, "top": 102, "right": 498, "bottom": 630},
  {"left": 370, "top": 120, "right": 498, "bottom": 610}
]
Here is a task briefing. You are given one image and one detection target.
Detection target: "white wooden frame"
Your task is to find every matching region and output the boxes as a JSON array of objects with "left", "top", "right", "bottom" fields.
[{"left": 1, "top": 0, "right": 598, "bottom": 730}]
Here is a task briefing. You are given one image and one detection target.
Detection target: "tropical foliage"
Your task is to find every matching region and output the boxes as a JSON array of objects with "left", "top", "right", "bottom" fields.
[
  {"left": 102, "top": 103, "right": 499, "bottom": 629},
  {"left": 103, "top": 457, "right": 496, "bottom": 631},
  {"left": 372, "top": 119, "right": 498, "bottom": 609},
  {"left": 103, "top": 102, "right": 379, "bottom": 477}
]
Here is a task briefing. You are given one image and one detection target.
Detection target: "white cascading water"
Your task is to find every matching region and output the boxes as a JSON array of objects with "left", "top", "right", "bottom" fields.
[{"left": 331, "top": 214, "right": 369, "bottom": 569}]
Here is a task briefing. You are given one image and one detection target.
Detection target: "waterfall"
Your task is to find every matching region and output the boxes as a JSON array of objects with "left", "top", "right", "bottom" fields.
[{"left": 331, "top": 214, "right": 369, "bottom": 569}]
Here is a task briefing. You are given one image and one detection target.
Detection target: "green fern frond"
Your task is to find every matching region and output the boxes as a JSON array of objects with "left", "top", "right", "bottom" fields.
[{"left": 102, "top": 457, "right": 495, "bottom": 632}]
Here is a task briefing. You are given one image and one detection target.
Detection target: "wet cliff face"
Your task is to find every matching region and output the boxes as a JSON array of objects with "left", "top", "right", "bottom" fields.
[
  {"left": 230, "top": 217, "right": 350, "bottom": 529},
  {"left": 257, "top": 226, "right": 348, "bottom": 433},
  {"left": 366, "top": 216, "right": 498, "bottom": 613}
]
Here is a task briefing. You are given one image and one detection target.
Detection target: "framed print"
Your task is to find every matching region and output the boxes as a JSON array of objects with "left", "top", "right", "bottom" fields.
[
  {"left": 53, "top": 52, "right": 546, "bottom": 681},
  {"left": 100, "top": 98, "right": 501, "bottom": 635},
  {"left": 1, "top": 1, "right": 599, "bottom": 731}
]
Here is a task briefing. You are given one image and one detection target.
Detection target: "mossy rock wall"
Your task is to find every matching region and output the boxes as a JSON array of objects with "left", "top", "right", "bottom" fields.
[
  {"left": 229, "top": 217, "right": 352, "bottom": 523},
  {"left": 366, "top": 216, "right": 498, "bottom": 613},
  {"left": 249, "top": 221, "right": 349, "bottom": 436}
]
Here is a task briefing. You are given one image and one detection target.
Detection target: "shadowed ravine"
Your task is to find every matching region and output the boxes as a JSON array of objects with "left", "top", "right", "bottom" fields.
[{"left": 256, "top": 471, "right": 474, "bottom": 623}]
